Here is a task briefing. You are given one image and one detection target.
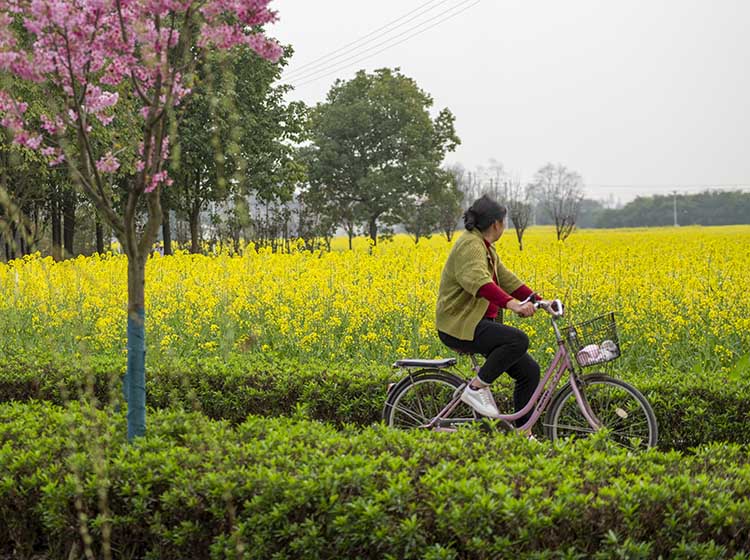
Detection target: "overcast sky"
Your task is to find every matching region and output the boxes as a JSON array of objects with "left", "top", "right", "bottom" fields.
[{"left": 270, "top": 1, "right": 749, "bottom": 203}]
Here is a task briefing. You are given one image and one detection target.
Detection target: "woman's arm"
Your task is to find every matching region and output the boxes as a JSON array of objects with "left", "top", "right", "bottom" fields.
[
  {"left": 511, "top": 284, "right": 538, "bottom": 301},
  {"left": 477, "top": 282, "right": 538, "bottom": 317},
  {"left": 476, "top": 282, "right": 513, "bottom": 308}
]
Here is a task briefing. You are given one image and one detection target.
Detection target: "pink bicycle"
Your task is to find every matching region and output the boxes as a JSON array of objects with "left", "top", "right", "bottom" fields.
[{"left": 383, "top": 300, "right": 658, "bottom": 449}]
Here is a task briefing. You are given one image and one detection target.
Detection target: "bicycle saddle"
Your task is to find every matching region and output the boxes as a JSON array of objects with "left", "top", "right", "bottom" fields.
[{"left": 392, "top": 358, "right": 457, "bottom": 368}]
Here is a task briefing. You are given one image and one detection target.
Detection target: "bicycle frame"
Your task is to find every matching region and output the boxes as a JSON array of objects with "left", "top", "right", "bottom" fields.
[{"left": 426, "top": 318, "right": 603, "bottom": 434}]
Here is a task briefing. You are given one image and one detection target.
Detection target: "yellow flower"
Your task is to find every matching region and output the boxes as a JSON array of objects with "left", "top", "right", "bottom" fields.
[{"left": 0, "top": 226, "right": 748, "bottom": 374}]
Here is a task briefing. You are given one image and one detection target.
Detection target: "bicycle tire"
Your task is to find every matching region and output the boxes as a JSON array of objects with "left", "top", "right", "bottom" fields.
[
  {"left": 382, "top": 369, "right": 479, "bottom": 429},
  {"left": 544, "top": 373, "right": 658, "bottom": 449}
]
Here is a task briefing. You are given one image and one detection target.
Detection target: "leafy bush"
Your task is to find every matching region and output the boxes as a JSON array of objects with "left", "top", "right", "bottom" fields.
[
  {"left": 2, "top": 402, "right": 750, "bottom": 559},
  {"left": 1, "top": 352, "right": 749, "bottom": 450}
]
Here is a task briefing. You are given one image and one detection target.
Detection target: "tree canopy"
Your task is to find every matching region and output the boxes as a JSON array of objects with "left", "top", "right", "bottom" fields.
[{"left": 305, "top": 68, "right": 459, "bottom": 245}]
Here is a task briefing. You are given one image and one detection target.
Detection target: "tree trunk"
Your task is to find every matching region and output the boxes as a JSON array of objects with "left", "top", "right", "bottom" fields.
[
  {"left": 7, "top": 224, "right": 16, "bottom": 260},
  {"left": 124, "top": 253, "right": 147, "bottom": 440},
  {"left": 62, "top": 188, "right": 76, "bottom": 257},
  {"left": 189, "top": 204, "right": 200, "bottom": 254},
  {"left": 368, "top": 217, "right": 377, "bottom": 246},
  {"left": 30, "top": 204, "right": 41, "bottom": 253},
  {"left": 95, "top": 219, "right": 105, "bottom": 254},
  {"left": 50, "top": 188, "right": 62, "bottom": 261},
  {"left": 8, "top": 231, "right": 15, "bottom": 260},
  {"left": 121, "top": 183, "right": 163, "bottom": 442},
  {"left": 162, "top": 210, "right": 173, "bottom": 256}
]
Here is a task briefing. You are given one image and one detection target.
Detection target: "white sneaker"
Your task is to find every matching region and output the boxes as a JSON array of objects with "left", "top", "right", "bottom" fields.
[{"left": 460, "top": 385, "right": 500, "bottom": 418}]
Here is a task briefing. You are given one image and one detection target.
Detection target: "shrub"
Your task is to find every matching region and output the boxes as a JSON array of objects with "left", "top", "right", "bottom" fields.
[
  {"left": 1, "top": 352, "right": 749, "bottom": 450},
  {"left": 2, "top": 402, "right": 750, "bottom": 559}
]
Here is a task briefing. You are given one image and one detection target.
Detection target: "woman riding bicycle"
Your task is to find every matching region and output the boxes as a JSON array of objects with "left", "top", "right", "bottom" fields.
[{"left": 436, "top": 194, "right": 541, "bottom": 423}]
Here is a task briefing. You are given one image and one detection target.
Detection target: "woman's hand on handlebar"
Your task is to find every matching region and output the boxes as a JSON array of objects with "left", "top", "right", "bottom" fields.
[
  {"left": 507, "top": 299, "right": 536, "bottom": 317},
  {"left": 534, "top": 298, "right": 565, "bottom": 318}
]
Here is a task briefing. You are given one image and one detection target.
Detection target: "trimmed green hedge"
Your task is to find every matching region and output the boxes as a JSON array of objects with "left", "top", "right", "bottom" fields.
[
  {"left": 2, "top": 401, "right": 750, "bottom": 559},
  {"left": 1, "top": 352, "right": 749, "bottom": 450}
]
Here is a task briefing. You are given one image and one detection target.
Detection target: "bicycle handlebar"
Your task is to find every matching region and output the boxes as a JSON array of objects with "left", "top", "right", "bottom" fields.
[{"left": 519, "top": 296, "right": 565, "bottom": 318}]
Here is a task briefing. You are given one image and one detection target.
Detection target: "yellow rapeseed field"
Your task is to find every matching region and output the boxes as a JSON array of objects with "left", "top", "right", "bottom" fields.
[{"left": 1, "top": 226, "right": 749, "bottom": 374}]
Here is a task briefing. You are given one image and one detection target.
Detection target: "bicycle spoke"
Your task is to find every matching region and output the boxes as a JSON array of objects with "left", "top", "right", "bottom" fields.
[
  {"left": 547, "top": 377, "right": 656, "bottom": 449},
  {"left": 412, "top": 386, "right": 428, "bottom": 420},
  {"left": 608, "top": 434, "right": 647, "bottom": 450},
  {"left": 549, "top": 423, "right": 596, "bottom": 434},
  {"left": 385, "top": 373, "right": 478, "bottom": 430},
  {"left": 610, "top": 419, "right": 648, "bottom": 432},
  {"left": 391, "top": 403, "right": 427, "bottom": 426}
]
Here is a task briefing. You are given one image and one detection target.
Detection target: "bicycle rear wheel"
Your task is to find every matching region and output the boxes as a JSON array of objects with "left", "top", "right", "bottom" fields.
[
  {"left": 544, "top": 373, "right": 658, "bottom": 449},
  {"left": 382, "top": 369, "right": 478, "bottom": 429}
]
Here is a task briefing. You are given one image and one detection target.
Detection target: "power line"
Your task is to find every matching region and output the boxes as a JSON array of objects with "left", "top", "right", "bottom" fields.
[
  {"left": 284, "top": 0, "right": 482, "bottom": 89},
  {"left": 283, "top": 0, "right": 453, "bottom": 80},
  {"left": 285, "top": 0, "right": 478, "bottom": 85},
  {"left": 287, "top": 0, "right": 478, "bottom": 85}
]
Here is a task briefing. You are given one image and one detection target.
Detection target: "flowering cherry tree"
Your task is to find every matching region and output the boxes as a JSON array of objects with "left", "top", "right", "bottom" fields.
[{"left": 0, "top": 0, "right": 282, "bottom": 439}]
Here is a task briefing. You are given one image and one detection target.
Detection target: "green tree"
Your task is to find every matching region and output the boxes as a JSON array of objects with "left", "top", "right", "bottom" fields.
[
  {"left": 296, "top": 187, "right": 338, "bottom": 251},
  {"left": 0, "top": 134, "right": 49, "bottom": 259},
  {"left": 306, "top": 68, "right": 459, "bottom": 246},
  {"left": 169, "top": 46, "right": 307, "bottom": 253},
  {"left": 0, "top": 76, "right": 81, "bottom": 261},
  {"left": 0, "top": 0, "right": 280, "bottom": 441},
  {"left": 594, "top": 190, "right": 750, "bottom": 228},
  {"left": 398, "top": 168, "right": 462, "bottom": 244},
  {"left": 433, "top": 169, "right": 464, "bottom": 242}
]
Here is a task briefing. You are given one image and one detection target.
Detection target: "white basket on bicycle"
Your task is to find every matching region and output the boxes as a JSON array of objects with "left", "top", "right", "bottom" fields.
[{"left": 566, "top": 312, "right": 621, "bottom": 367}]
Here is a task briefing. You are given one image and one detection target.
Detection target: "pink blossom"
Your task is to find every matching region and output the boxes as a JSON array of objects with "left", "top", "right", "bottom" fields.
[
  {"left": 25, "top": 134, "right": 43, "bottom": 149},
  {"left": 41, "top": 114, "right": 65, "bottom": 134},
  {"left": 13, "top": 130, "right": 43, "bottom": 148},
  {"left": 42, "top": 146, "right": 66, "bottom": 166},
  {"left": 0, "top": 91, "right": 17, "bottom": 113},
  {"left": 97, "top": 113, "right": 115, "bottom": 126},
  {"left": 146, "top": 169, "right": 170, "bottom": 192},
  {"left": 84, "top": 87, "right": 119, "bottom": 113},
  {"left": 96, "top": 151, "right": 120, "bottom": 173},
  {"left": 101, "top": 58, "right": 129, "bottom": 85},
  {"left": 0, "top": 0, "right": 281, "bottom": 193},
  {"left": 8, "top": 128, "right": 42, "bottom": 148}
]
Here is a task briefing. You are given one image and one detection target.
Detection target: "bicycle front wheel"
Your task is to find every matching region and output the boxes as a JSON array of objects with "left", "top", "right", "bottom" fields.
[
  {"left": 544, "top": 374, "right": 658, "bottom": 449},
  {"left": 382, "top": 369, "right": 478, "bottom": 429}
]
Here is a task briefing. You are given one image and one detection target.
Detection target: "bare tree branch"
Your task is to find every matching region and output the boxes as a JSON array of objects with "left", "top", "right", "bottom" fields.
[{"left": 530, "top": 163, "right": 584, "bottom": 241}]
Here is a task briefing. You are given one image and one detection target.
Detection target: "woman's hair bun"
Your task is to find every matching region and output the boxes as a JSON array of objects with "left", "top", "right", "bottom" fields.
[
  {"left": 463, "top": 195, "right": 507, "bottom": 232},
  {"left": 463, "top": 209, "right": 477, "bottom": 230}
]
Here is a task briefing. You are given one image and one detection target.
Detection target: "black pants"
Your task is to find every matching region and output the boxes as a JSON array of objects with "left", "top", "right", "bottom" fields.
[{"left": 438, "top": 319, "right": 540, "bottom": 425}]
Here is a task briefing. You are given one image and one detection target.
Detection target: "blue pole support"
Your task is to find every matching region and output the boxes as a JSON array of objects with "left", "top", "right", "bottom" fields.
[{"left": 125, "top": 308, "right": 146, "bottom": 440}]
